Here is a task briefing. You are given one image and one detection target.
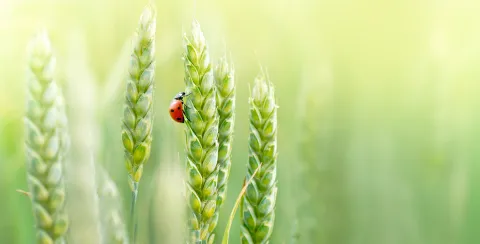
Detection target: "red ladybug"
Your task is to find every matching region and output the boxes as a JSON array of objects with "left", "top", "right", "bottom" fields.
[{"left": 169, "top": 92, "right": 186, "bottom": 123}]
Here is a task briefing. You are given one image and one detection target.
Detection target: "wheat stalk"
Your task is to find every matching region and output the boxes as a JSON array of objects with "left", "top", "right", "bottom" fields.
[
  {"left": 24, "top": 30, "right": 69, "bottom": 244},
  {"left": 240, "top": 70, "right": 278, "bottom": 244},
  {"left": 183, "top": 20, "right": 220, "bottom": 243},
  {"left": 211, "top": 56, "right": 236, "bottom": 232},
  {"left": 121, "top": 4, "right": 156, "bottom": 243},
  {"left": 221, "top": 164, "right": 261, "bottom": 244}
]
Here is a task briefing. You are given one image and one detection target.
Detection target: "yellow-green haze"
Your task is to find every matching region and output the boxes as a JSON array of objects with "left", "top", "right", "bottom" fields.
[{"left": 1, "top": 0, "right": 480, "bottom": 243}]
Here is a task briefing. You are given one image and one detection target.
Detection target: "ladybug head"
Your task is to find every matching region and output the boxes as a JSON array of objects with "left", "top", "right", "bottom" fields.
[{"left": 174, "top": 92, "right": 186, "bottom": 100}]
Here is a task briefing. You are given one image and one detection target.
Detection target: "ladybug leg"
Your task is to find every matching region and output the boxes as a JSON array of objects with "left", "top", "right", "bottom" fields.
[
  {"left": 181, "top": 100, "right": 192, "bottom": 109},
  {"left": 182, "top": 109, "right": 191, "bottom": 123},
  {"left": 181, "top": 102, "right": 191, "bottom": 123}
]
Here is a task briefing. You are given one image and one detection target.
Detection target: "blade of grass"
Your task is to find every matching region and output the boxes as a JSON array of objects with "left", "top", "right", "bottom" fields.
[
  {"left": 221, "top": 163, "right": 262, "bottom": 244},
  {"left": 16, "top": 189, "right": 31, "bottom": 197}
]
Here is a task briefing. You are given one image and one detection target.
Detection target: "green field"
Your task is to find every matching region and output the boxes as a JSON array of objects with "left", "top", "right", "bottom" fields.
[{"left": 1, "top": 0, "right": 480, "bottom": 243}]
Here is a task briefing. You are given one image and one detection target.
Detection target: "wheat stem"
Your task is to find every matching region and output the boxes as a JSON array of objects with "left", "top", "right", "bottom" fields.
[
  {"left": 121, "top": 4, "right": 156, "bottom": 243},
  {"left": 129, "top": 182, "right": 139, "bottom": 243},
  {"left": 183, "top": 20, "right": 220, "bottom": 244},
  {"left": 24, "top": 30, "right": 70, "bottom": 244},
  {"left": 240, "top": 70, "right": 278, "bottom": 244},
  {"left": 221, "top": 164, "right": 261, "bottom": 244}
]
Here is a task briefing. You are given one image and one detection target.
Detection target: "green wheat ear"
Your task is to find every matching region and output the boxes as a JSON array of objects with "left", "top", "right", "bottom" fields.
[
  {"left": 25, "top": 30, "right": 70, "bottom": 244},
  {"left": 121, "top": 4, "right": 156, "bottom": 242},
  {"left": 240, "top": 71, "right": 278, "bottom": 244},
  {"left": 122, "top": 3, "right": 156, "bottom": 186},
  {"left": 183, "top": 20, "right": 220, "bottom": 244},
  {"left": 212, "top": 56, "right": 235, "bottom": 230}
]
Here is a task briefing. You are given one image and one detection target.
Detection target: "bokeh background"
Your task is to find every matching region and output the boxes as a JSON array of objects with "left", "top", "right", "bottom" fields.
[{"left": 2, "top": 0, "right": 480, "bottom": 243}]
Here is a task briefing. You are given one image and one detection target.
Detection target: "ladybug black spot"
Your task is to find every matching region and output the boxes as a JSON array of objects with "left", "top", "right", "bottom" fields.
[
  {"left": 170, "top": 109, "right": 174, "bottom": 112},
  {"left": 176, "top": 117, "right": 182, "bottom": 121},
  {"left": 177, "top": 106, "right": 181, "bottom": 110}
]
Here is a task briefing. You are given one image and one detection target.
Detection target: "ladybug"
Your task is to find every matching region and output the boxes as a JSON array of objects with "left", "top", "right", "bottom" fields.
[{"left": 169, "top": 92, "right": 187, "bottom": 123}]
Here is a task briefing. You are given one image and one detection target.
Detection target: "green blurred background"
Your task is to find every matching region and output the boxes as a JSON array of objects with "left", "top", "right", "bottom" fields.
[{"left": 2, "top": 0, "right": 480, "bottom": 243}]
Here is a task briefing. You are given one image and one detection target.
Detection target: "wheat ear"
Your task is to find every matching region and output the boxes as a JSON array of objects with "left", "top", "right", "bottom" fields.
[
  {"left": 24, "top": 30, "right": 69, "bottom": 244},
  {"left": 211, "top": 56, "right": 235, "bottom": 231},
  {"left": 183, "top": 20, "right": 220, "bottom": 243},
  {"left": 121, "top": 4, "right": 156, "bottom": 243},
  {"left": 240, "top": 71, "right": 278, "bottom": 244}
]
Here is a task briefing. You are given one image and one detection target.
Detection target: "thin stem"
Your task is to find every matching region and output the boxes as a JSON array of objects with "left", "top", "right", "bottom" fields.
[
  {"left": 221, "top": 164, "right": 262, "bottom": 244},
  {"left": 130, "top": 181, "right": 139, "bottom": 244}
]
